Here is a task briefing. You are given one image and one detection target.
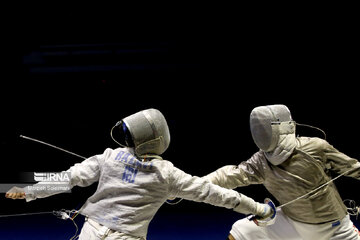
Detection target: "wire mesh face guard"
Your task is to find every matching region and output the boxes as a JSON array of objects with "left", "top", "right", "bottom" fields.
[
  {"left": 250, "top": 105, "right": 295, "bottom": 152},
  {"left": 122, "top": 122, "right": 134, "bottom": 147},
  {"left": 122, "top": 108, "right": 170, "bottom": 156}
]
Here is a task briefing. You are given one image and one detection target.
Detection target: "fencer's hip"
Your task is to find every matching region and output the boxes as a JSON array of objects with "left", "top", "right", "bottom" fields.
[{"left": 78, "top": 218, "right": 145, "bottom": 240}]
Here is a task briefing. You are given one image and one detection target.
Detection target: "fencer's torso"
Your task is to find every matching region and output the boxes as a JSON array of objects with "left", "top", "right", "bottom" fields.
[
  {"left": 204, "top": 137, "right": 360, "bottom": 224},
  {"left": 263, "top": 138, "right": 347, "bottom": 223},
  {"left": 26, "top": 147, "right": 242, "bottom": 238},
  {"left": 80, "top": 148, "right": 170, "bottom": 237},
  {"left": 76, "top": 148, "right": 241, "bottom": 238}
]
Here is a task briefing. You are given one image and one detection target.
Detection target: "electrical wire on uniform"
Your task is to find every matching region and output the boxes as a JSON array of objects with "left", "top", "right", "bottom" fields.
[
  {"left": 344, "top": 199, "right": 359, "bottom": 220},
  {"left": 53, "top": 209, "right": 81, "bottom": 240}
]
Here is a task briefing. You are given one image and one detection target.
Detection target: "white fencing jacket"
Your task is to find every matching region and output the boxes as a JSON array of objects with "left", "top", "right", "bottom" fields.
[{"left": 24, "top": 147, "right": 242, "bottom": 238}]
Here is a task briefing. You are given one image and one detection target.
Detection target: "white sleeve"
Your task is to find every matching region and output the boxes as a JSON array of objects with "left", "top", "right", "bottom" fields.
[
  {"left": 24, "top": 148, "right": 111, "bottom": 202},
  {"left": 167, "top": 166, "right": 241, "bottom": 210}
]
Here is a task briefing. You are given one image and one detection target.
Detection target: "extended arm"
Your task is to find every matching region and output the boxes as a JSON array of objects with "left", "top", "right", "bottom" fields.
[
  {"left": 202, "top": 152, "right": 266, "bottom": 189},
  {"left": 6, "top": 148, "right": 111, "bottom": 202},
  {"left": 168, "top": 166, "right": 271, "bottom": 217}
]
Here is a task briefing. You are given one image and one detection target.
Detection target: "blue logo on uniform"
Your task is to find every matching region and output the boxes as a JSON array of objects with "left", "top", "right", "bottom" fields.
[
  {"left": 122, "top": 166, "right": 138, "bottom": 183},
  {"left": 114, "top": 151, "right": 153, "bottom": 170}
]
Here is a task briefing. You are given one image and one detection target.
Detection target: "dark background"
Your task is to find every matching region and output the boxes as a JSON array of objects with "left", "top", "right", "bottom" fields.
[{"left": 0, "top": 6, "right": 359, "bottom": 239}]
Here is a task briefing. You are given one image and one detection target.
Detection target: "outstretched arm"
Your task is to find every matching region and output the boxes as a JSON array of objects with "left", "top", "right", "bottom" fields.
[
  {"left": 5, "top": 148, "right": 112, "bottom": 201},
  {"left": 202, "top": 152, "right": 266, "bottom": 189},
  {"left": 168, "top": 166, "right": 271, "bottom": 218}
]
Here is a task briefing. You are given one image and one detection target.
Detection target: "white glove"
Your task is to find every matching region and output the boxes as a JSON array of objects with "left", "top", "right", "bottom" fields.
[
  {"left": 249, "top": 198, "right": 277, "bottom": 227},
  {"left": 233, "top": 195, "right": 276, "bottom": 226},
  {"left": 233, "top": 194, "right": 272, "bottom": 217}
]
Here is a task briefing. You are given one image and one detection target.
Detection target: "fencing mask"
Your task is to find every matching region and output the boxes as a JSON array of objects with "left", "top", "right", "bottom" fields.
[
  {"left": 113, "top": 108, "right": 170, "bottom": 157},
  {"left": 250, "top": 104, "right": 296, "bottom": 165}
]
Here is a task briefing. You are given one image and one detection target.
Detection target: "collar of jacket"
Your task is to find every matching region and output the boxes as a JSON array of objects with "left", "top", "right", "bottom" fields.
[{"left": 264, "top": 133, "right": 296, "bottom": 165}]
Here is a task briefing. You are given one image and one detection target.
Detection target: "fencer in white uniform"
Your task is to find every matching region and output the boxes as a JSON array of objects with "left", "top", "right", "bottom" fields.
[
  {"left": 204, "top": 104, "right": 360, "bottom": 240},
  {"left": 6, "top": 108, "right": 273, "bottom": 240}
]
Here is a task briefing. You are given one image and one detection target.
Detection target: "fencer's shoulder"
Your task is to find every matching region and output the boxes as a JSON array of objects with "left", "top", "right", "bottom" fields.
[
  {"left": 150, "top": 159, "right": 174, "bottom": 169},
  {"left": 112, "top": 147, "right": 131, "bottom": 152},
  {"left": 149, "top": 159, "right": 177, "bottom": 180},
  {"left": 296, "top": 137, "right": 329, "bottom": 150},
  {"left": 110, "top": 147, "right": 137, "bottom": 156},
  {"left": 96, "top": 147, "right": 117, "bottom": 158},
  {"left": 247, "top": 150, "right": 267, "bottom": 164},
  {"left": 103, "top": 147, "right": 115, "bottom": 153},
  {"left": 252, "top": 150, "right": 266, "bottom": 159}
]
